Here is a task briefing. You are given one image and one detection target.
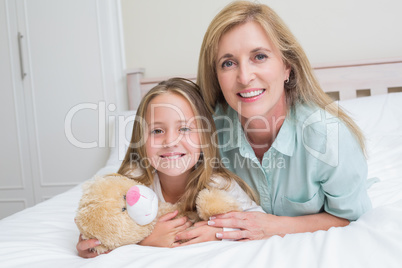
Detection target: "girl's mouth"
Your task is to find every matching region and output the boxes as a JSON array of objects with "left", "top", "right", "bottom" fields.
[{"left": 160, "top": 153, "right": 185, "bottom": 160}]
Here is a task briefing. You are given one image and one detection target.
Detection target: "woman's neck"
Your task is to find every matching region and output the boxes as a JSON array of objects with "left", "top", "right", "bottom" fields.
[
  {"left": 157, "top": 171, "right": 189, "bottom": 203},
  {"left": 240, "top": 96, "right": 287, "bottom": 160}
]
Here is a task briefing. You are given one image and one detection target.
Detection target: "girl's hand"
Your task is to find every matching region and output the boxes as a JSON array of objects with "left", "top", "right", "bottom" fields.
[
  {"left": 138, "top": 210, "right": 192, "bottom": 247},
  {"left": 76, "top": 235, "right": 109, "bottom": 258},
  {"left": 173, "top": 221, "right": 223, "bottom": 247}
]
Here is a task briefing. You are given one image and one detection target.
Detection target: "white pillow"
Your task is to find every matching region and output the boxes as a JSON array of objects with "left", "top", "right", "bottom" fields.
[
  {"left": 338, "top": 92, "right": 402, "bottom": 182},
  {"left": 106, "top": 110, "right": 137, "bottom": 167}
]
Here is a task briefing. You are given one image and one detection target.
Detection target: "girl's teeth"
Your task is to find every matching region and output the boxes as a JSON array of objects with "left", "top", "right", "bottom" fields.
[
  {"left": 164, "top": 155, "right": 182, "bottom": 159},
  {"left": 239, "top": 89, "right": 264, "bottom": 98}
]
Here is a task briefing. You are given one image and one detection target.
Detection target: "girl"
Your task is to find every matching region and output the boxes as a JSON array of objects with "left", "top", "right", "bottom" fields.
[{"left": 77, "top": 78, "right": 262, "bottom": 257}]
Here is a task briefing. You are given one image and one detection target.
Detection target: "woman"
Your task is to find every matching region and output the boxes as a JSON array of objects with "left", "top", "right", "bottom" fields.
[{"left": 176, "top": 1, "right": 371, "bottom": 242}]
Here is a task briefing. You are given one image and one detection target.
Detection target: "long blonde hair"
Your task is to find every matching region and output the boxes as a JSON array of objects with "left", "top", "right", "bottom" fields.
[
  {"left": 118, "top": 78, "right": 257, "bottom": 212},
  {"left": 197, "top": 1, "right": 365, "bottom": 153}
]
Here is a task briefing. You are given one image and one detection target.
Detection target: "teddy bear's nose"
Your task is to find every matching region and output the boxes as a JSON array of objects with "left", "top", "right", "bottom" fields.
[{"left": 126, "top": 186, "right": 141, "bottom": 206}]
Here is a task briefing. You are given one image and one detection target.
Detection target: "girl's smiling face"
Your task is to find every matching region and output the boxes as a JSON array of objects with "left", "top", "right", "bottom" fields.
[
  {"left": 216, "top": 21, "right": 290, "bottom": 121},
  {"left": 144, "top": 92, "right": 201, "bottom": 178}
]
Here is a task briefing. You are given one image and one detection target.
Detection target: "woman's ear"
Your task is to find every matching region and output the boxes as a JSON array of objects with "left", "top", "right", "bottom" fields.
[{"left": 284, "top": 61, "right": 291, "bottom": 78}]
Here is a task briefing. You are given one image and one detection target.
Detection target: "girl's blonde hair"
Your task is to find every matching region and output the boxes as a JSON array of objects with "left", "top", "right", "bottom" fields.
[
  {"left": 118, "top": 77, "right": 257, "bottom": 212},
  {"left": 197, "top": 1, "right": 365, "bottom": 153}
]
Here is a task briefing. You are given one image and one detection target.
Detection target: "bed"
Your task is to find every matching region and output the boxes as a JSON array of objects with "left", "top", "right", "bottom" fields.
[{"left": 1, "top": 58, "right": 402, "bottom": 268}]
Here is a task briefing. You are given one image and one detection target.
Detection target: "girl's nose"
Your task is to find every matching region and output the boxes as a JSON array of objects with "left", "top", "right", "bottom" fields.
[{"left": 162, "top": 130, "right": 180, "bottom": 148}]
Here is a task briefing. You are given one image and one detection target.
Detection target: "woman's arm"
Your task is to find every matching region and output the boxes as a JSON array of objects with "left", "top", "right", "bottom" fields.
[{"left": 208, "top": 211, "right": 349, "bottom": 240}]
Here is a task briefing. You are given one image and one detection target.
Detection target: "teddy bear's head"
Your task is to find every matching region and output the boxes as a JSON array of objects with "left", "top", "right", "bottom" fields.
[{"left": 75, "top": 174, "right": 157, "bottom": 254}]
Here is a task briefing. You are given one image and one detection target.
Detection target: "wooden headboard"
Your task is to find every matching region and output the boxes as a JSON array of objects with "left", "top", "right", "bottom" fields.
[{"left": 126, "top": 58, "right": 402, "bottom": 110}]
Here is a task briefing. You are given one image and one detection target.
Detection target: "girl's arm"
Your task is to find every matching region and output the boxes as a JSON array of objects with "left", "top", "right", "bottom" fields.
[
  {"left": 76, "top": 235, "right": 104, "bottom": 258},
  {"left": 173, "top": 222, "right": 223, "bottom": 247},
  {"left": 208, "top": 211, "right": 349, "bottom": 240},
  {"left": 138, "top": 210, "right": 192, "bottom": 247}
]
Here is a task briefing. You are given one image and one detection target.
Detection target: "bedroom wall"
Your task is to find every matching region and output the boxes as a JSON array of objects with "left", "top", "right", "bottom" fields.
[{"left": 121, "top": 0, "right": 402, "bottom": 78}]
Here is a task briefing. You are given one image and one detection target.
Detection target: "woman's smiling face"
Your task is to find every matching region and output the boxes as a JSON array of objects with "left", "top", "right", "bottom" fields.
[{"left": 216, "top": 21, "right": 290, "bottom": 120}]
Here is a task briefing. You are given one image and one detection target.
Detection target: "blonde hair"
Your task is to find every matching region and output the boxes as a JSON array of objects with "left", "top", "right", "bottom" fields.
[
  {"left": 118, "top": 78, "right": 257, "bottom": 212},
  {"left": 197, "top": 1, "right": 365, "bottom": 153}
]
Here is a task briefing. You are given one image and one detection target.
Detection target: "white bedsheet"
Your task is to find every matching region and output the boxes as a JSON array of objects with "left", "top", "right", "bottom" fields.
[{"left": 1, "top": 93, "right": 402, "bottom": 268}]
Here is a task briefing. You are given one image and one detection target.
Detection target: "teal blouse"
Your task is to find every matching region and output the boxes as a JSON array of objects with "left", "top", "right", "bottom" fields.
[{"left": 214, "top": 103, "right": 372, "bottom": 221}]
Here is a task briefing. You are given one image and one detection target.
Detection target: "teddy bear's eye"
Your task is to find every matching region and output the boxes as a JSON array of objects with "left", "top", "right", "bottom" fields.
[
  {"left": 122, "top": 207, "right": 127, "bottom": 212},
  {"left": 123, "top": 195, "right": 126, "bottom": 200}
]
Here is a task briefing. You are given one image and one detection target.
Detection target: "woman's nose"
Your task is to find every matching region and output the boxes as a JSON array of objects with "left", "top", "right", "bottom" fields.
[{"left": 237, "top": 62, "right": 256, "bottom": 86}]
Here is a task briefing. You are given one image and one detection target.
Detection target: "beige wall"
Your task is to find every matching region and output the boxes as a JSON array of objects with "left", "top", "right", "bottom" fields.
[{"left": 121, "top": 0, "right": 402, "bottom": 78}]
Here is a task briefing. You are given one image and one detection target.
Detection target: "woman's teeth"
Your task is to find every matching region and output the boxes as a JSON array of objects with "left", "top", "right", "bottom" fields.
[{"left": 239, "top": 89, "right": 264, "bottom": 98}]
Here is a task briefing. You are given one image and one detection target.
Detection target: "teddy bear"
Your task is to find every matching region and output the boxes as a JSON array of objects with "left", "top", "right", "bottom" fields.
[{"left": 75, "top": 174, "right": 241, "bottom": 254}]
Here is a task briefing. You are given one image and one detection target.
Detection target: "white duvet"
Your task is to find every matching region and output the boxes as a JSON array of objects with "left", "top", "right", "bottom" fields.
[{"left": 1, "top": 93, "right": 402, "bottom": 268}]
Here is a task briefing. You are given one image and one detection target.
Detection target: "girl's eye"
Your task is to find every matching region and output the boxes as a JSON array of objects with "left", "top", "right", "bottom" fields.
[
  {"left": 180, "top": 127, "right": 191, "bottom": 132},
  {"left": 151, "top": 129, "right": 163, "bottom": 134},
  {"left": 221, "top": 60, "right": 235, "bottom": 69},
  {"left": 255, "top": 53, "right": 268, "bottom": 61}
]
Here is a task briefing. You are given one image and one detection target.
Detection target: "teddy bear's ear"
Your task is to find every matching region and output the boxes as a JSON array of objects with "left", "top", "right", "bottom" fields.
[
  {"left": 125, "top": 167, "right": 144, "bottom": 178},
  {"left": 81, "top": 176, "right": 102, "bottom": 193},
  {"left": 81, "top": 179, "right": 93, "bottom": 192}
]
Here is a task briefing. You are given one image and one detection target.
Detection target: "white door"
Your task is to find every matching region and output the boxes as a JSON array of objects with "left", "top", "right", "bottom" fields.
[
  {"left": 0, "top": 0, "right": 126, "bottom": 218},
  {"left": 0, "top": 0, "right": 36, "bottom": 218}
]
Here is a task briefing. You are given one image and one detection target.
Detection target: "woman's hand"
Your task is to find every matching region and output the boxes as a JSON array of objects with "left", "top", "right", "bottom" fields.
[
  {"left": 207, "top": 211, "right": 350, "bottom": 241},
  {"left": 173, "top": 221, "right": 223, "bottom": 247},
  {"left": 138, "top": 210, "right": 192, "bottom": 247},
  {"left": 76, "top": 235, "right": 107, "bottom": 258},
  {"left": 207, "top": 211, "right": 280, "bottom": 241}
]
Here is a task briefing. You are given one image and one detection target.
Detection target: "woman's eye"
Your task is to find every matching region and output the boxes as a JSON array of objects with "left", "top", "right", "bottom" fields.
[
  {"left": 255, "top": 54, "right": 268, "bottom": 61},
  {"left": 222, "top": 60, "right": 235, "bottom": 68}
]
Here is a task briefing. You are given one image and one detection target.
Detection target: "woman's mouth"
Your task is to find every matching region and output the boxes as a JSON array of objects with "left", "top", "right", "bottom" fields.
[
  {"left": 237, "top": 89, "right": 266, "bottom": 102},
  {"left": 238, "top": 89, "right": 265, "bottom": 98}
]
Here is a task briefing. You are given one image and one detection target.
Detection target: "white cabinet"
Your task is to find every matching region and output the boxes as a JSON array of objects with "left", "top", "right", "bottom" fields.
[{"left": 0, "top": 0, "right": 126, "bottom": 219}]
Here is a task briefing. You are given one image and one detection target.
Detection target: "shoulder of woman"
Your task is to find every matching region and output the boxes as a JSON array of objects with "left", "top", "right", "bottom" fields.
[
  {"left": 292, "top": 103, "right": 345, "bottom": 137},
  {"left": 213, "top": 104, "right": 237, "bottom": 122}
]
